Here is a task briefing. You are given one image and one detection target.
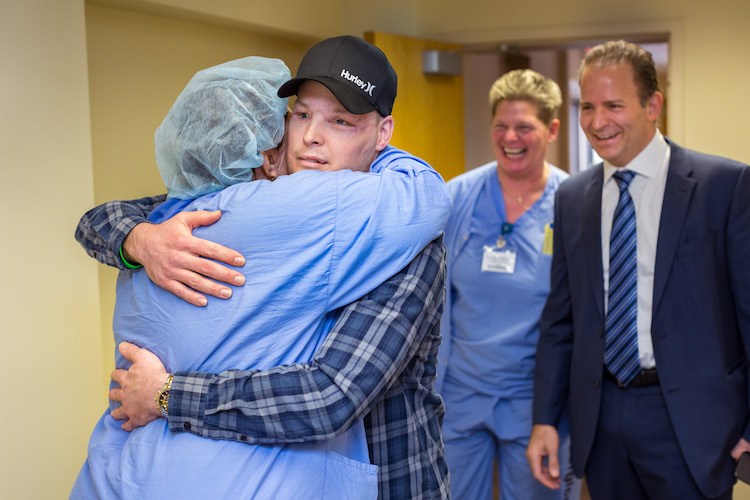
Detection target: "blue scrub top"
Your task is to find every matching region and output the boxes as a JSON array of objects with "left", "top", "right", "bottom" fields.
[
  {"left": 72, "top": 146, "right": 451, "bottom": 500},
  {"left": 439, "top": 163, "right": 567, "bottom": 401}
]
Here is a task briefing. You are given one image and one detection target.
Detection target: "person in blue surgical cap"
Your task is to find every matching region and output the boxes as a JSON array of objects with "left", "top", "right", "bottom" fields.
[
  {"left": 71, "top": 54, "right": 449, "bottom": 499},
  {"left": 436, "top": 69, "right": 581, "bottom": 500}
]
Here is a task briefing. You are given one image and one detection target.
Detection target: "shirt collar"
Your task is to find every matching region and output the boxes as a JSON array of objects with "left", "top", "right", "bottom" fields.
[{"left": 604, "top": 129, "right": 668, "bottom": 182}]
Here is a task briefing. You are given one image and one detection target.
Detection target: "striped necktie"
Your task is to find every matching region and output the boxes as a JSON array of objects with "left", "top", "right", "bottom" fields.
[{"left": 604, "top": 169, "right": 640, "bottom": 386}]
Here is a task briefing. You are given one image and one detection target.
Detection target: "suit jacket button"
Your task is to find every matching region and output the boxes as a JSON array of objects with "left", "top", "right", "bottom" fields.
[{"left": 593, "top": 378, "right": 600, "bottom": 389}]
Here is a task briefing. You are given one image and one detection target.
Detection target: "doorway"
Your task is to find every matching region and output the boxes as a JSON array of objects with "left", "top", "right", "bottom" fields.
[{"left": 461, "top": 36, "right": 670, "bottom": 174}]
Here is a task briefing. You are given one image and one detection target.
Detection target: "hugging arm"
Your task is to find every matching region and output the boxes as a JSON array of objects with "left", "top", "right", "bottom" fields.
[
  {"left": 75, "top": 195, "right": 165, "bottom": 269},
  {"left": 161, "top": 239, "right": 445, "bottom": 443},
  {"left": 75, "top": 149, "right": 449, "bottom": 307},
  {"left": 74, "top": 195, "right": 247, "bottom": 306}
]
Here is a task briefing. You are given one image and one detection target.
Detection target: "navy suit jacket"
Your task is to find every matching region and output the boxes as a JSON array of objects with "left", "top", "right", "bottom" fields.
[{"left": 533, "top": 140, "right": 750, "bottom": 497}]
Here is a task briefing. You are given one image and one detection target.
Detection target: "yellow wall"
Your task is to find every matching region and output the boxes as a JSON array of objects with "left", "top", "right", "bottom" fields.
[
  {"left": 4, "top": 0, "right": 750, "bottom": 497},
  {"left": 0, "top": 0, "right": 104, "bottom": 497},
  {"left": 367, "top": 32, "right": 465, "bottom": 180}
]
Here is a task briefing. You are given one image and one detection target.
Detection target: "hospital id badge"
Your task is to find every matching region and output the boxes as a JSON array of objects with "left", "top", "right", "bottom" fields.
[{"left": 481, "top": 245, "right": 516, "bottom": 273}]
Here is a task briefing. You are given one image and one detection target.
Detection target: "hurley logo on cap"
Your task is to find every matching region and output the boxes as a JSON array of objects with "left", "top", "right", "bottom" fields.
[
  {"left": 340, "top": 68, "right": 376, "bottom": 97},
  {"left": 277, "top": 35, "right": 396, "bottom": 116}
]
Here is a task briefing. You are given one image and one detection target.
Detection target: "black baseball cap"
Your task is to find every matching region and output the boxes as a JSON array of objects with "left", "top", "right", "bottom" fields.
[{"left": 278, "top": 35, "right": 397, "bottom": 117}]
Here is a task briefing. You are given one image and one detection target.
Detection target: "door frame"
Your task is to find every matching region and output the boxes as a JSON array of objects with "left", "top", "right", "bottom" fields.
[{"left": 444, "top": 19, "right": 685, "bottom": 144}]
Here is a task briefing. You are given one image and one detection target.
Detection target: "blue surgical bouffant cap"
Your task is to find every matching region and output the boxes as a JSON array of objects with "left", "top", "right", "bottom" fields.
[{"left": 155, "top": 56, "right": 291, "bottom": 199}]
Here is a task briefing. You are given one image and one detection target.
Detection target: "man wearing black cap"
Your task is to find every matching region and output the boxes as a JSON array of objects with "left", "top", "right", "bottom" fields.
[
  {"left": 76, "top": 36, "right": 450, "bottom": 499},
  {"left": 279, "top": 35, "right": 397, "bottom": 118},
  {"left": 277, "top": 36, "right": 396, "bottom": 176}
]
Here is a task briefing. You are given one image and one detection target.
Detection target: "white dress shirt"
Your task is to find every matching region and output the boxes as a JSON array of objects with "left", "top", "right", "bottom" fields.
[{"left": 601, "top": 129, "right": 670, "bottom": 369}]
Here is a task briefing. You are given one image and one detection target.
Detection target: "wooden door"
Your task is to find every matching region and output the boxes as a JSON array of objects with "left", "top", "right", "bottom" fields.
[{"left": 365, "top": 32, "right": 465, "bottom": 181}]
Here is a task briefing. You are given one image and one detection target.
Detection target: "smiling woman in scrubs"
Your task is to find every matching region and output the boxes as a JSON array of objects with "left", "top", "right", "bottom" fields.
[{"left": 436, "top": 69, "right": 581, "bottom": 500}]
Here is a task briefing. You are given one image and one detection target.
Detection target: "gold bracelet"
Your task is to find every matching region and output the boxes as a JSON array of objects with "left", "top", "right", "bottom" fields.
[{"left": 155, "top": 373, "right": 173, "bottom": 417}]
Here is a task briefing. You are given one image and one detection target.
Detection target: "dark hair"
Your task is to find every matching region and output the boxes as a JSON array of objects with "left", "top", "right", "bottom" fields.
[{"left": 580, "top": 40, "right": 660, "bottom": 105}]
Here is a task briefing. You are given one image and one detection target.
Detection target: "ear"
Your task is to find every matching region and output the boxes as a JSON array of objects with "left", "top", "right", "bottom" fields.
[
  {"left": 253, "top": 156, "right": 273, "bottom": 181},
  {"left": 646, "top": 91, "right": 664, "bottom": 123},
  {"left": 259, "top": 148, "right": 285, "bottom": 180},
  {"left": 375, "top": 115, "right": 394, "bottom": 152},
  {"left": 547, "top": 118, "right": 561, "bottom": 143}
]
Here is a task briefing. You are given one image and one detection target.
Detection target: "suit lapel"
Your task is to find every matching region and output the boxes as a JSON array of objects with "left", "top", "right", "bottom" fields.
[
  {"left": 583, "top": 166, "right": 605, "bottom": 319},
  {"left": 653, "top": 144, "right": 696, "bottom": 313}
]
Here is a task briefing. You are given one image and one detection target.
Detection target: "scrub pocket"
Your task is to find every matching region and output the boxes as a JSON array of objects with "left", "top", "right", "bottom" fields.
[{"left": 322, "top": 450, "right": 379, "bottom": 499}]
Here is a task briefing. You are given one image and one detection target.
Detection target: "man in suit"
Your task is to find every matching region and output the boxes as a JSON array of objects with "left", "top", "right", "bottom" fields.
[{"left": 526, "top": 40, "right": 750, "bottom": 499}]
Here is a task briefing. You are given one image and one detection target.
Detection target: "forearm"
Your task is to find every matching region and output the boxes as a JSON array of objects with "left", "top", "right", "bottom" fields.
[
  {"left": 327, "top": 167, "right": 449, "bottom": 307},
  {"left": 168, "top": 367, "right": 353, "bottom": 443},
  {"left": 326, "top": 148, "right": 450, "bottom": 306},
  {"left": 729, "top": 167, "right": 750, "bottom": 440},
  {"left": 74, "top": 194, "right": 166, "bottom": 269},
  {"left": 167, "top": 238, "right": 446, "bottom": 444},
  {"left": 535, "top": 281, "right": 574, "bottom": 426},
  {"left": 534, "top": 199, "right": 574, "bottom": 426}
]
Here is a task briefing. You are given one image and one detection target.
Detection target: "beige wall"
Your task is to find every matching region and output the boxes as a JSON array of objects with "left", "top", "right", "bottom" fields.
[
  {"left": 89, "top": 0, "right": 345, "bottom": 39},
  {"left": 4, "top": 0, "right": 750, "bottom": 497},
  {"left": 0, "top": 0, "right": 104, "bottom": 498},
  {"left": 89, "top": 0, "right": 422, "bottom": 40}
]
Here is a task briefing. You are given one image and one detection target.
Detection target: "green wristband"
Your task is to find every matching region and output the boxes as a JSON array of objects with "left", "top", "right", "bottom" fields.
[{"left": 120, "top": 246, "right": 143, "bottom": 270}]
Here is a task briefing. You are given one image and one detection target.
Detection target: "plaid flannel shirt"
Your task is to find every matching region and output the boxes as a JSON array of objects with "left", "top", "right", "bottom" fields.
[
  {"left": 75, "top": 194, "right": 166, "bottom": 269},
  {"left": 75, "top": 199, "right": 450, "bottom": 499}
]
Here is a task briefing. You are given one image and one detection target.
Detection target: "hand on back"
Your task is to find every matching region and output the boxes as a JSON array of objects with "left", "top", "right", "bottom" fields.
[{"left": 124, "top": 210, "right": 246, "bottom": 306}]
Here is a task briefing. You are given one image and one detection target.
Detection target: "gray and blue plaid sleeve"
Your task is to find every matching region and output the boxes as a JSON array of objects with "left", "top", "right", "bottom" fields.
[
  {"left": 168, "top": 238, "right": 445, "bottom": 444},
  {"left": 74, "top": 195, "right": 166, "bottom": 269}
]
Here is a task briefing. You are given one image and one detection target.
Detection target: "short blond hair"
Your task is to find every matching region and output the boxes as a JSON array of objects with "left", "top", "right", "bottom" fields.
[{"left": 488, "top": 69, "right": 562, "bottom": 125}]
